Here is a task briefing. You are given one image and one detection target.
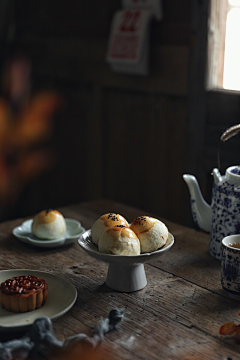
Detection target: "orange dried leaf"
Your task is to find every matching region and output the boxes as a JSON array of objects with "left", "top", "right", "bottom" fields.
[
  {"left": 9, "top": 92, "right": 63, "bottom": 146},
  {"left": 235, "top": 326, "right": 240, "bottom": 339},
  {"left": 18, "top": 92, "right": 62, "bottom": 125},
  {"left": 0, "top": 100, "right": 12, "bottom": 141},
  {"left": 16, "top": 150, "right": 55, "bottom": 182},
  {"left": 0, "top": 160, "right": 10, "bottom": 194},
  {"left": 219, "top": 322, "right": 237, "bottom": 335}
]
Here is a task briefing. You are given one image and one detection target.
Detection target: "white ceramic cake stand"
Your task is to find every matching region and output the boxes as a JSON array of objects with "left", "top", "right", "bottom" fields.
[{"left": 78, "top": 230, "right": 174, "bottom": 292}]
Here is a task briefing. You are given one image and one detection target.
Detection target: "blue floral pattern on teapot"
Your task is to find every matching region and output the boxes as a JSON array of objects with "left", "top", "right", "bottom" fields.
[{"left": 210, "top": 177, "right": 240, "bottom": 260}]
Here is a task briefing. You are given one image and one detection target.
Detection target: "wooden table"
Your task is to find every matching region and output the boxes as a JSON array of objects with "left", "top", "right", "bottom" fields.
[{"left": 0, "top": 199, "right": 239, "bottom": 359}]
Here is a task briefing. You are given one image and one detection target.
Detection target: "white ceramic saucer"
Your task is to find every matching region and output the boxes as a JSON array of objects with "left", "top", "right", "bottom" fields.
[
  {"left": 13, "top": 218, "right": 85, "bottom": 248},
  {"left": 0, "top": 269, "right": 77, "bottom": 331},
  {"left": 78, "top": 230, "right": 174, "bottom": 292}
]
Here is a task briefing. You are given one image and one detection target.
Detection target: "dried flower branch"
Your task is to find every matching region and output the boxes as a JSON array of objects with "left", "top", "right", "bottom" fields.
[
  {"left": 0, "top": 55, "right": 63, "bottom": 211},
  {"left": 221, "top": 124, "right": 240, "bottom": 142}
]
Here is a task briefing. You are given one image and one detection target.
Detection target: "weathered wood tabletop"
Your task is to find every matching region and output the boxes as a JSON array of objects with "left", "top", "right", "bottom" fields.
[{"left": 0, "top": 199, "right": 239, "bottom": 359}]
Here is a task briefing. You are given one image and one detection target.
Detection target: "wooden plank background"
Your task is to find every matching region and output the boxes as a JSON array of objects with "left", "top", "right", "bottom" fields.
[{"left": 1, "top": 0, "right": 194, "bottom": 226}]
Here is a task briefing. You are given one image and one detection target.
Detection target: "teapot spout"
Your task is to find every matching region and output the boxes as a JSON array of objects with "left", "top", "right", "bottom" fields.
[{"left": 183, "top": 174, "right": 212, "bottom": 232}]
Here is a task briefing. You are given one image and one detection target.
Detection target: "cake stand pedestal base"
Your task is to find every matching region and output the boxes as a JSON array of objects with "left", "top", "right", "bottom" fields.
[{"left": 106, "top": 263, "right": 147, "bottom": 292}]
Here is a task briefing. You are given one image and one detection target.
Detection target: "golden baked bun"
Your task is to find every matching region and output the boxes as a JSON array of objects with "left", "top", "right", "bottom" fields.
[
  {"left": 98, "top": 225, "right": 140, "bottom": 255},
  {"left": 130, "top": 216, "right": 168, "bottom": 253},
  {"left": 32, "top": 209, "right": 66, "bottom": 240},
  {"left": 0, "top": 275, "right": 48, "bottom": 313},
  {"left": 91, "top": 213, "right": 128, "bottom": 246}
]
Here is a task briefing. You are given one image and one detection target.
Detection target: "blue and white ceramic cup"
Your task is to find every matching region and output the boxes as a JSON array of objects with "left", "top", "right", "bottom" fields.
[{"left": 221, "top": 234, "right": 240, "bottom": 299}]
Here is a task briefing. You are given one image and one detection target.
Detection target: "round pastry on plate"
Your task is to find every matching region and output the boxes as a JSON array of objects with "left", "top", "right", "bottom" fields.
[
  {"left": 32, "top": 209, "right": 66, "bottom": 240},
  {"left": 130, "top": 216, "right": 168, "bottom": 253},
  {"left": 0, "top": 275, "right": 48, "bottom": 312},
  {"left": 98, "top": 225, "right": 140, "bottom": 255},
  {"left": 91, "top": 213, "right": 129, "bottom": 246}
]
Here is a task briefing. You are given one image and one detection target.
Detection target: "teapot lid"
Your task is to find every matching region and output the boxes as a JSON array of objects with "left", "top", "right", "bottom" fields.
[{"left": 225, "top": 166, "right": 240, "bottom": 184}]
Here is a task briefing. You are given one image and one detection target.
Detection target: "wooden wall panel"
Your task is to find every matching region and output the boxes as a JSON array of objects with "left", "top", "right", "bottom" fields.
[
  {"left": 15, "top": 0, "right": 190, "bottom": 45},
  {"left": 15, "top": 0, "right": 121, "bottom": 39},
  {"left": 102, "top": 89, "right": 187, "bottom": 223},
  {"left": 1, "top": 0, "right": 192, "bottom": 225},
  {"left": 20, "top": 37, "right": 189, "bottom": 97},
  {"left": 17, "top": 87, "right": 93, "bottom": 217}
]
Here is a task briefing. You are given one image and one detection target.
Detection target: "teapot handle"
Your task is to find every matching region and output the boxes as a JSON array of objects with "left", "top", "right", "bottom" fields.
[{"left": 218, "top": 124, "right": 240, "bottom": 171}]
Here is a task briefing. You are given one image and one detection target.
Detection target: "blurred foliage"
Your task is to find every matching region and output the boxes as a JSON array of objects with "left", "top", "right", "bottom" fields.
[{"left": 0, "top": 55, "right": 62, "bottom": 213}]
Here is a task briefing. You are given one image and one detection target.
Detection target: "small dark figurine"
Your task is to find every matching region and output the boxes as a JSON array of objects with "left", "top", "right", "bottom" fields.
[{"left": 0, "top": 308, "right": 125, "bottom": 360}]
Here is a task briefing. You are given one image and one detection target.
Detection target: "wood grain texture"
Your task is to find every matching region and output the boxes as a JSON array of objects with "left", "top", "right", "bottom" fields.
[
  {"left": 0, "top": 199, "right": 240, "bottom": 359},
  {"left": 19, "top": 36, "right": 189, "bottom": 97},
  {"left": 101, "top": 91, "right": 187, "bottom": 222},
  {"left": 14, "top": 0, "right": 190, "bottom": 45},
  {"left": 1, "top": 0, "right": 192, "bottom": 229}
]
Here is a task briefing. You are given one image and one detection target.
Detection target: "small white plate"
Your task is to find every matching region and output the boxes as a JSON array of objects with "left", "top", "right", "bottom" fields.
[
  {"left": 13, "top": 218, "right": 85, "bottom": 248},
  {"left": 0, "top": 269, "right": 77, "bottom": 330}
]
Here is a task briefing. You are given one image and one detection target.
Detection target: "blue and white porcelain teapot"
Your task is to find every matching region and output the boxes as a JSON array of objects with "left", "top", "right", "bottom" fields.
[{"left": 183, "top": 166, "right": 240, "bottom": 261}]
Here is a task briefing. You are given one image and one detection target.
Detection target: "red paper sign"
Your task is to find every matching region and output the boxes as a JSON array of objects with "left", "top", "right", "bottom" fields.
[{"left": 107, "top": 10, "right": 150, "bottom": 63}]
